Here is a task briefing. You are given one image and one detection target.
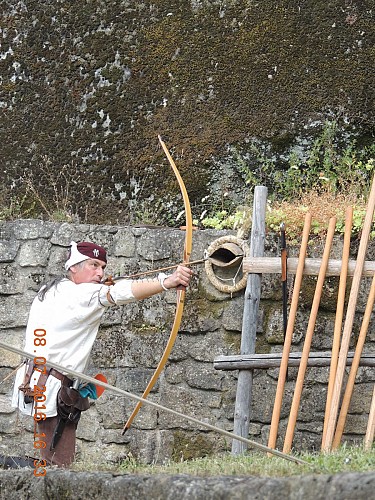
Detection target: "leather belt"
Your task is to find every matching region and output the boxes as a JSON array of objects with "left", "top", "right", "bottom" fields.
[{"left": 50, "top": 368, "right": 73, "bottom": 387}]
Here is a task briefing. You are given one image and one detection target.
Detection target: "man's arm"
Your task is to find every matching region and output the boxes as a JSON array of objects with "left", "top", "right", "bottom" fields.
[{"left": 130, "top": 265, "right": 192, "bottom": 300}]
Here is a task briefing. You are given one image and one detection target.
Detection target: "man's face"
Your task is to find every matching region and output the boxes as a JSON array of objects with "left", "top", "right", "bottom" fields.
[{"left": 70, "top": 259, "right": 106, "bottom": 284}]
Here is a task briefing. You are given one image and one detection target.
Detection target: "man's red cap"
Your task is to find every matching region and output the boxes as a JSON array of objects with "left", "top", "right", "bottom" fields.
[{"left": 65, "top": 241, "right": 107, "bottom": 270}]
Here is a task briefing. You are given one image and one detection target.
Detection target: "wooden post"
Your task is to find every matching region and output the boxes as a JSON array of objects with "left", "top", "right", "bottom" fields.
[
  {"left": 364, "top": 385, "right": 375, "bottom": 451},
  {"left": 322, "top": 207, "right": 353, "bottom": 450},
  {"left": 283, "top": 216, "right": 336, "bottom": 453},
  {"left": 324, "top": 172, "right": 375, "bottom": 451},
  {"left": 231, "top": 186, "right": 267, "bottom": 454},
  {"left": 332, "top": 273, "right": 375, "bottom": 448},
  {"left": 242, "top": 257, "right": 375, "bottom": 277},
  {"left": 214, "top": 352, "right": 375, "bottom": 370},
  {"left": 267, "top": 213, "right": 311, "bottom": 451}
]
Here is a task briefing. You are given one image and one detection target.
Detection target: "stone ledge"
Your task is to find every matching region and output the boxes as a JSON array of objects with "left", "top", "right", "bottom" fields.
[{"left": 0, "top": 469, "right": 374, "bottom": 500}]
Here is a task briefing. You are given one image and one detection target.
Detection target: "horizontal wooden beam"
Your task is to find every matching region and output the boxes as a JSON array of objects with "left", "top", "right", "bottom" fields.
[
  {"left": 242, "top": 257, "right": 375, "bottom": 277},
  {"left": 214, "top": 351, "right": 375, "bottom": 370}
]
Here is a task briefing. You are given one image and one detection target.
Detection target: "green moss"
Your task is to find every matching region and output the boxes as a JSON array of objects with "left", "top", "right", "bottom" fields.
[
  {"left": 255, "top": 334, "right": 272, "bottom": 354},
  {"left": 1, "top": 1, "right": 374, "bottom": 224},
  {"left": 299, "top": 276, "right": 319, "bottom": 308},
  {"left": 132, "top": 324, "right": 161, "bottom": 335},
  {"left": 1, "top": 82, "right": 16, "bottom": 91},
  {"left": 172, "top": 431, "right": 215, "bottom": 461},
  {"left": 224, "top": 331, "right": 241, "bottom": 352},
  {"left": 100, "top": 66, "right": 124, "bottom": 83},
  {"left": 263, "top": 307, "right": 285, "bottom": 344},
  {"left": 186, "top": 298, "right": 223, "bottom": 319}
]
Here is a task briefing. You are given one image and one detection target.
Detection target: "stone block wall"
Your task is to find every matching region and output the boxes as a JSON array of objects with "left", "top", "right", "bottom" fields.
[{"left": 0, "top": 219, "right": 374, "bottom": 465}]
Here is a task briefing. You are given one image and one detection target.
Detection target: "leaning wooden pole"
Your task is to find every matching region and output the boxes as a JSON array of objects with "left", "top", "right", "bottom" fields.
[
  {"left": 321, "top": 206, "right": 353, "bottom": 450},
  {"left": 283, "top": 216, "right": 337, "bottom": 454},
  {"left": 267, "top": 212, "right": 312, "bottom": 451},
  {"left": 232, "top": 186, "right": 267, "bottom": 454},
  {"left": 332, "top": 272, "right": 375, "bottom": 448},
  {"left": 324, "top": 172, "right": 375, "bottom": 451},
  {"left": 364, "top": 385, "right": 375, "bottom": 451}
]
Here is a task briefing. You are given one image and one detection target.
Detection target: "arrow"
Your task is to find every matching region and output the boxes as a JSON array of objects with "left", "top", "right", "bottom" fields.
[{"left": 0, "top": 340, "right": 308, "bottom": 465}]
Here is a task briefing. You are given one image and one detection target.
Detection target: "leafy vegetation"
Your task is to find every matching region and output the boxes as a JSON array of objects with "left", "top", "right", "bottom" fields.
[
  {"left": 0, "top": 157, "right": 87, "bottom": 223},
  {"left": 266, "top": 190, "right": 375, "bottom": 243},
  {"left": 0, "top": 192, "right": 36, "bottom": 221},
  {"left": 239, "top": 121, "right": 375, "bottom": 201},
  {"left": 197, "top": 188, "right": 375, "bottom": 243},
  {"left": 198, "top": 121, "right": 374, "bottom": 239}
]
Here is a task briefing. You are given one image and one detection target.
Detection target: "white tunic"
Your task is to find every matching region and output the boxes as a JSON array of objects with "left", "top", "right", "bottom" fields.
[{"left": 12, "top": 278, "right": 135, "bottom": 417}]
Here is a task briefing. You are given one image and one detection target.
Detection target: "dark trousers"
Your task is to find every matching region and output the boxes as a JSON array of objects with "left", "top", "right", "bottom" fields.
[{"left": 38, "top": 416, "right": 77, "bottom": 467}]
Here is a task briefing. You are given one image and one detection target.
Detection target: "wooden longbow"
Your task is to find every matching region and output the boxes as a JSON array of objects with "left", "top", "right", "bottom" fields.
[{"left": 121, "top": 135, "right": 193, "bottom": 434}]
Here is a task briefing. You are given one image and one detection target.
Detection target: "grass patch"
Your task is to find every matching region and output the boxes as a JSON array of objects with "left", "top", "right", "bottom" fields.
[
  {"left": 200, "top": 188, "right": 375, "bottom": 243},
  {"left": 72, "top": 444, "right": 375, "bottom": 477},
  {"left": 266, "top": 189, "right": 374, "bottom": 242}
]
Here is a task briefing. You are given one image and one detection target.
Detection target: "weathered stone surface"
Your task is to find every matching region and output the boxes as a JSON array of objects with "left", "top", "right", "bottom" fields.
[
  {"left": 251, "top": 373, "right": 280, "bottom": 423},
  {"left": 47, "top": 245, "right": 69, "bottom": 275},
  {"left": 0, "top": 241, "right": 19, "bottom": 263},
  {"left": 116, "top": 428, "right": 175, "bottom": 464},
  {"left": 0, "top": 329, "right": 24, "bottom": 366},
  {"left": 0, "top": 368, "right": 16, "bottom": 395},
  {"left": 344, "top": 413, "right": 369, "bottom": 435},
  {"left": 164, "top": 362, "right": 187, "bottom": 385},
  {"left": 0, "top": 395, "right": 14, "bottom": 414},
  {"left": 185, "top": 362, "right": 223, "bottom": 390},
  {"left": 0, "top": 411, "right": 20, "bottom": 435},
  {"left": 75, "top": 440, "right": 131, "bottom": 465},
  {"left": 355, "top": 366, "right": 375, "bottom": 384},
  {"left": 182, "top": 330, "right": 232, "bottom": 363},
  {"left": 0, "top": 265, "right": 27, "bottom": 294},
  {"left": 75, "top": 407, "right": 102, "bottom": 442},
  {"left": 1, "top": 470, "right": 375, "bottom": 500},
  {"left": 1, "top": 1, "right": 374, "bottom": 228},
  {"left": 181, "top": 299, "right": 223, "bottom": 334},
  {"left": 137, "top": 230, "right": 179, "bottom": 261},
  {"left": 222, "top": 299, "right": 246, "bottom": 332},
  {"left": 159, "top": 386, "right": 222, "bottom": 430},
  {"left": 112, "top": 229, "right": 136, "bottom": 257},
  {"left": 0, "top": 292, "right": 34, "bottom": 328},
  {"left": 18, "top": 240, "right": 52, "bottom": 267},
  {"left": 305, "top": 366, "right": 330, "bottom": 384},
  {"left": 198, "top": 272, "right": 233, "bottom": 302},
  {"left": 98, "top": 428, "right": 131, "bottom": 445},
  {"left": 259, "top": 273, "right": 283, "bottom": 301},
  {"left": 265, "top": 307, "right": 285, "bottom": 344},
  {"left": 92, "top": 385, "right": 159, "bottom": 433},
  {"left": 116, "top": 368, "right": 160, "bottom": 393},
  {"left": 100, "top": 307, "right": 124, "bottom": 327},
  {"left": 50, "top": 223, "right": 91, "bottom": 246},
  {"left": 9, "top": 220, "right": 55, "bottom": 240}
]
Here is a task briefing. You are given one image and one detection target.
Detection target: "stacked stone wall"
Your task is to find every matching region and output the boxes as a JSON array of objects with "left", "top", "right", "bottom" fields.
[{"left": 0, "top": 220, "right": 374, "bottom": 464}]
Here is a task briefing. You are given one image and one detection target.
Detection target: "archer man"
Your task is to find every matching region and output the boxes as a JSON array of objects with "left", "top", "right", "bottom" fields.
[{"left": 11, "top": 241, "right": 192, "bottom": 468}]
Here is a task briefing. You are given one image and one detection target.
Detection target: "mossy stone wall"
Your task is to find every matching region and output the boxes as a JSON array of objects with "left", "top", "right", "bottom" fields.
[
  {"left": 0, "top": 1, "right": 374, "bottom": 223},
  {"left": 1, "top": 220, "right": 374, "bottom": 464}
]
